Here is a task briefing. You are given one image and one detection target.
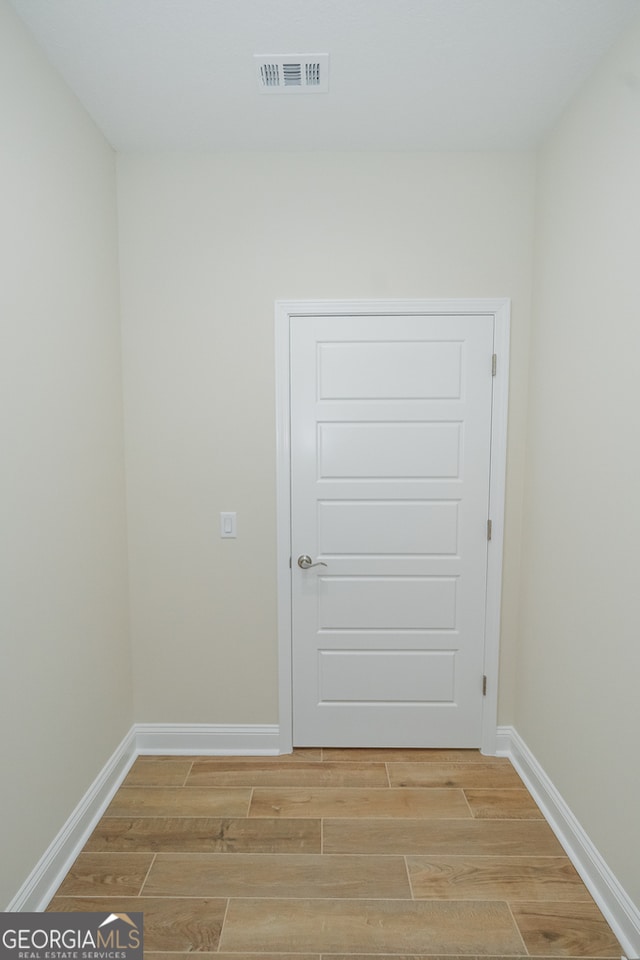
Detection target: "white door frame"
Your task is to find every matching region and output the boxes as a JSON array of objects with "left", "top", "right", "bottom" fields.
[{"left": 275, "top": 298, "right": 510, "bottom": 755}]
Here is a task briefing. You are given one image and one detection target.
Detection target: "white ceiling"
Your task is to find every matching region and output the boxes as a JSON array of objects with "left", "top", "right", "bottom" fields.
[{"left": 9, "top": 0, "right": 640, "bottom": 152}]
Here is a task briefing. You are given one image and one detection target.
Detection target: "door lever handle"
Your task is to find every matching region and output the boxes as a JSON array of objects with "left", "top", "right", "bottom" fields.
[{"left": 297, "top": 554, "right": 328, "bottom": 569}]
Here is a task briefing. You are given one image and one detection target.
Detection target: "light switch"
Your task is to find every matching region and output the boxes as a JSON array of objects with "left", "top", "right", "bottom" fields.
[{"left": 220, "top": 511, "right": 237, "bottom": 538}]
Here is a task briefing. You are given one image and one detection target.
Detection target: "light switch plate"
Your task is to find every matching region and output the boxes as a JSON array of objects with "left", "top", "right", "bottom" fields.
[{"left": 220, "top": 512, "right": 237, "bottom": 538}]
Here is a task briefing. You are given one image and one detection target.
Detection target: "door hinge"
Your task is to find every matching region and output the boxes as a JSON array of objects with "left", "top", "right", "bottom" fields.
[
  {"left": 289, "top": 556, "right": 292, "bottom": 569},
  {"left": 492, "top": 353, "right": 497, "bottom": 377},
  {"left": 487, "top": 519, "right": 492, "bottom": 541},
  {"left": 482, "top": 675, "right": 487, "bottom": 696}
]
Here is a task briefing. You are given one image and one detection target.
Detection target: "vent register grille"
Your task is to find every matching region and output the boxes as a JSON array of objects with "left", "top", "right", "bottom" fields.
[{"left": 255, "top": 54, "right": 329, "bottom": 94}]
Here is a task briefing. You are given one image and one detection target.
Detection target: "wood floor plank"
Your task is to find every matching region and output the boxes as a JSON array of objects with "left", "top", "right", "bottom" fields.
[
  {"left": 324, "top": 817, "right": 565, "bottom": 856},
  {"left": 219, "top": 898, "right": 525, "bottom": 954},
  {"left": 407, "top": 855, "right": 593, "bottom": 901},
  {"left": 121, "top": 757, "right": 192, "bottom": 786},
  {"left": 104, "top": 785, "right": 251, "bottom": 817},
  {"left": 186, "top": 760, "right": 389, "bottom": 787},
  {"left": 249, "top": 786, "right": 471, "bottom": 819},
  {"left": 464, "top": 788, "right": 544, "bottom": 819},
  {"left": 145, "top": 955, "right": 319, "bottom": 960},
  {"left": 388, "top": 761, "right": 524, "bottom": 789},
  {"left": 46, "top": 897, "right": 226, "bottom": 951},
  {"left": 52, "top": 852, "right": 153, "bottom": 897},
  {"left": 187, "top": 748, "right": 322, "bottom": 763},
  {"left": 85, "top": 816, "right": 321, "bottom": 853},
  {"left": 142, "top": 852, "right": 412, "bottom": 899},
  {"left": 322, "top": 748, "right": 487, "bottom": 763},
  {"left": 144, "top": 954, "right": 606, "bottom": 960},
  {"left": 510, "top": 901, "right": 622, "bottom": 957}
]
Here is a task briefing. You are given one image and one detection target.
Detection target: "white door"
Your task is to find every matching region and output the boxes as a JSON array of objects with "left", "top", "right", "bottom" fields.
[{"left": 290, "top": 314, "right": 495, "bottom": 747}]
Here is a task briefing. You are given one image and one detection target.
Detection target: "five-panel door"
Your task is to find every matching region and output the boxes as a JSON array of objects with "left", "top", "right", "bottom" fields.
[{"left": 290, "top": 314, "right": 494, "bottom": 747}]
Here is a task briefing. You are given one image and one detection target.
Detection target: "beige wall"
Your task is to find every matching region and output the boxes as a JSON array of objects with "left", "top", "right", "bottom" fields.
[
  {"left": 519, "top": 19, "right": 640, "bottom": 907},
  {"left": 117, "top": 151, "right": 536, "bottom": 724},
  {"left": 0, "top": 1, "right": 131, "bottom": 908}
]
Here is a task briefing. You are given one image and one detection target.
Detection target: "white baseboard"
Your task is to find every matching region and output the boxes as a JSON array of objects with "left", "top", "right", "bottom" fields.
[
  {"left": 497, "top": 725, "right": 640, "bottom": 959},
  {"left": 134, "top": 722, "right": 282, "bottom": 755},
  {"left": 7, "top": 723, "right": 284, "bottom": 912},
  {"left": 494, "top": 725, "right": 512, "bottom": 756},
  {"left": 7, "top": 726, "right": 137, "bottom": 912}
]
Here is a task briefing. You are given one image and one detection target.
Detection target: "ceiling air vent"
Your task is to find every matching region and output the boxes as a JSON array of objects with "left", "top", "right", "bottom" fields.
[{"left": 255, "top": 54, "right": 329, "bottom": 94}]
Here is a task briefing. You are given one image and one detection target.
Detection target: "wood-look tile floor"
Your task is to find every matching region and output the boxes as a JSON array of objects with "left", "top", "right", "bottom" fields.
[{"left": 47, "top": 749, "right": 622, "bottom": 958}]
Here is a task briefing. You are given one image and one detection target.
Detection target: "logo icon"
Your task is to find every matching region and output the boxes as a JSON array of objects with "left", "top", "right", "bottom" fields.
[
  {"left": 0, "top": 912, "right": 143, "bottom": 960},
  {"left": 99, "top": 914, "right": 139, "bottom": 931}
]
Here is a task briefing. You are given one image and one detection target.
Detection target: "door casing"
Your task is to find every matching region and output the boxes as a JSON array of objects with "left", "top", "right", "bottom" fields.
[{"left": 275, "top": 298, "right": 510, "bottom": 755}]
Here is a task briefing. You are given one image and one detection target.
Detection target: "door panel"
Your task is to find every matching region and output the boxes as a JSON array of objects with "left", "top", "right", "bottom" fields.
[
  {"left": 318, "top": 650, "right": 456, "bottom": 703},
  {"left": 290, "top": 315, "right": 494, "bottom": 747},
  {"left": 317, "top": 501, "right": 460, "bottom": 556},
  {"left": 319, "top": 422, "right": 462, "bottom": 478},
  {"left": 318, "top": 341, "right": 463, "bottom": 399},
  {"left": 319, "top": 576, "right": 458, "bottom": 630}
]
